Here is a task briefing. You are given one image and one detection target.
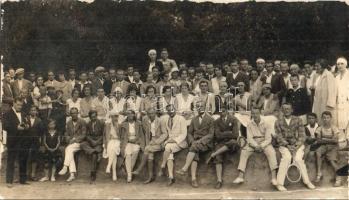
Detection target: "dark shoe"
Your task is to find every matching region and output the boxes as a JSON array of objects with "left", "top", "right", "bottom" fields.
[
  {"left": 167, "top": 178, "right": 175, "bottom": 186},
  {"left": 143, "top": 176, "right": 155, "bottom": 184},
  {"left": 90, "top": 172, "right": 96, "bottom": 182},
  {"left": 215, "top": 181, "right": 222, "bottom": 189},
  {"left": 191, "top": 179, "right": 199, "bottom": 188}
]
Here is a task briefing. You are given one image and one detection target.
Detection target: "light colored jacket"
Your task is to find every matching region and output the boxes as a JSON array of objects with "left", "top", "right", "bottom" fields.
[{"left": 161, "top": 114, "right": 187, "bottom": 148}]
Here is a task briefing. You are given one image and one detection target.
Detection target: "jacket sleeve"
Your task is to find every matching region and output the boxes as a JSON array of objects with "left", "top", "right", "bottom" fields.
[
  {"left": 75, "top": 121, "right": 87, "bottom": 143},
  {"left": 187, "top": 119, "right": 194, "bottom": 145},
  {"left": 246, "top": 123, "right": 259, "bottom": 148},
  {"left": 260, "top": 123, "right": 272, "bottom": 148},
  {"left": 154, "top": 121, "right": 168, "bottom": 145},
  {"left": 275, "top": 120, "right": 288, "bottom": 146},
  {"left": 199, "top": 119, "right": 214, "bottom": 144},
  {"left": 138, "top": 123, "right": 146, "bottom": 151},
  {"left": 296, "top": 118, "right": 306, "bottom": 147}
]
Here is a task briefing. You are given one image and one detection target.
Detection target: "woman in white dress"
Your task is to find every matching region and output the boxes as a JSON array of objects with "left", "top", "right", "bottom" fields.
[
  {"left": 175, "top": 82, "right": 195, "bottom": 126},
  {"left": 124, "top": 83, "right": 142, "bottom": 119},
  {"left": 104, "top": 111, "right": 121, "bottom": 181},
  {"left": 66, "top": 89, "right": 81, "bottom": 119},
  {"left": 109, "top": 87, "right": 126, "bottom": 123},
  {"left": 159, "top": 85, "right": 176, "bottom": 115},
  {"left": 335, "top": 57, "right": 349, "bottom": 131},
  {"left": 211, "top": 66, "right": 226, "bottom": 95}
]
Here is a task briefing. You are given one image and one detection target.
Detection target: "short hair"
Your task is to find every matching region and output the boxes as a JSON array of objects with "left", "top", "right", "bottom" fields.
[
  {"left": 304, "top": 60, "right": 313, "bottom": 65},
  {"left": 88, "top": 110, "right": 98, "bottom": 118},
  {"left": 281, "top": 102, "right": 293, "bottom": 108},
  {"left": 315, "top": 58, "right": 328, "bottom": 69},
  {"left": 199, "top": 80, "right": 208, "bottom": 86},
  {"left": 322, "top": 111, "right": 332, "bottom": 118},
  {"left": 14, "top": 97, "right": 23, "bottom": 104},
  {"left": 265, "top": 60, "right": 274, "bottom": 65},
  {"left": 127, "top": 83, "right": 138, "bottom": 94},
  {"left": 145, "top": 85, "right": 156, "bottom": 94},
  {"left": 162, "top": 85, "right": 172, "bottom": 94},
  {"left": 307, "top": 112, "right": 317, "bottom": 119},
  {"left": 70, "top": 107, "right": 79, "bottom": 113},
  {"left": 195, "top": 68, "right": 204, "bottom": 74},
  {"left": 30, "top": 105, "right": 38, "bottom": 111},
  {"left": 180, "top": 82, "right": 190, "bottom": 90},
  {"left": 280, "top": 60, "right": 289, "bottom": 65},
  {"left": 151, "top": 66, "right": 160, "bottom": 72},
  {"left": 71, "top": 88, "right": 80, "bottom": 95},
  {"left": 290, "top": 74, "right": 299, "bottom": 80},
  {"left": 47, "top": 118, "right": 56, "bottom": 126}
]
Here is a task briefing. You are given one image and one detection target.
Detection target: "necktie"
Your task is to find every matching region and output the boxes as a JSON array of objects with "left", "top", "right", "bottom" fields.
[{"left": 168, "top": 117, "right": 173, "bottom": 129}]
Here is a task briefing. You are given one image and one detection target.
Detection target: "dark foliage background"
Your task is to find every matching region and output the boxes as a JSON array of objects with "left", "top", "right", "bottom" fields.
[{"left": 1, "top": 0, "right": 349, "bottom": 73}]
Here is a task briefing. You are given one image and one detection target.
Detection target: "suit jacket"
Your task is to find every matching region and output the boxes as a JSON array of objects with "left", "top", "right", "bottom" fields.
[
  {"left": 24, "top": 116, "right": 44, "bottom": 147},
  {"left": 65, "top": 118, "right": 87, "bottom": 144},
  {"left": 3, "top": 108, "right": 25, "bottom": 148},
  {"left": 86, "top": 119, "right": 104, "bottom": 146},
  {"left": 2, "top": 81, "right": 14, "bottom": 111},
  {"left": 275, "top": 116, "right": 305, "bottom": 148},
  {"left": 119, "top": 121, "right": 145, "bottom": 152},
  {"left": 11, "top": 79, "right": 33, "bottom": 98},
  {"left": 284, "top": 87, "right": 311, "bottom": 116},
  {"left": 22, "top": 96, "right": 34, "bottom": 116},
  {"left": 91, "top": 78, "right": 104, "bottom": 96},
  {"left": 214, "top": 115, "right": 239, "bottom": 144},
  {"left": 226, "top": 71, "right": 250, "bottom": 92},
  {"left": 188, "top": 114, "right": 214, "bottom": 146},
  {"left": 142, "top": 116, "right": 167, "bottom": 146},
  {"left": 74, "top": 82, "right": 92, "bottom": 97},
  {"left": 103, "top": 79, "right": 114, "bottom": 96},
  {"left": 160, "top": 114, "right": 187, "bottom": 148},
  {"left": 269, "top": 73, "right": 286, "bottom": 94}
]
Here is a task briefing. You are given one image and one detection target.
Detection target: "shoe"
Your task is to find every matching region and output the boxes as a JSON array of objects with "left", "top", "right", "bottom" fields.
[
  {"left": 29, "top": 176, "right": 38, "bottom": 181},
  {"left": 66, "top": 175, "right": 75, "bottom": 182},
  {"left": 232, "top": 177, "right": 244, "bottom": 184},
  {"left": 127, "top": 176, "right": 132, "bottom": 183},
  {"left": 144, "top": 177, "right": 155, "bottom": 184},
  {"left": 58, "top": 166, "right": 68, "bottom": 175},
  {"left": 6, "top": 183, "right": 13, "bottom": 188},
  {"left": 39, "top": 177, "right": 49, "bottom": 182},
  {"left": 271, "top": 179, "right": 277, "bottom": 186},
  {"left": 106, "top": 168, "right": 111, "bottom": 174},
  {"left": 314, "top": 173, "right": 322, "bottom": 183},
  {"left": 167, "top": 178, "right": 175, "bottom": 186},
  {"left": 112, "top": 173, "right": 117, "bottom": 182},
  {"left": 191, "top": 179, "right": 199, "bottom": 188},
  {"left": 50, "top": 176, "right": 56, "bottom": 182},
  {"left": 276, "top": 185, "right": 287, "bottom": 191},
  {"left": 176, "top": 169, "right": 186, "bottom": 176},
  {"left": 305, "top": 182, "right": 316, "bottom": 190},
  {"left": 334, "top": 177, "right": 342, "bottom": 187},
  {"left": 132, "top": 170, "right": 140, "bottom": 176},
  {"left": 215, "top": 181, "right": 223, "bottom": 189}
]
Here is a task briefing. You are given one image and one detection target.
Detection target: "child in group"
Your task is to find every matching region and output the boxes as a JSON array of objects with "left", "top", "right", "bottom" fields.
[
  {"left": 304, "top": 113, "right": 319, "bottom": 158},
  {"left": 37, "top": 85, "right": 52, "bottom": 124},
  {"left": 313, "top": 111, "right": 341, "bottom": 186},
  {"left": 39, "top": 119, "right": 62, "bottom": 182}
]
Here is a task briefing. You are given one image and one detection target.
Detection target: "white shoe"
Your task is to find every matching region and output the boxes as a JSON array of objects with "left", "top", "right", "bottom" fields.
[
  {"left": 58, "top": 167, "right": 68, "bottom": 175},
  {"left": 232, "top": 177, "right": 244, "bottom": 184},
  {"left": 51, "top": 176, "right": 56, "bottom": 182},
  {"left": 271, "top": 179, "right": 277, "bottom": 186},
  {"left": 112, "top": 173, "right": 117, "bottom": 182},
  {"left": 276, "top": 185, "right": 287, "bottom": 191},
  {"left": 127, "top": 176, "right": 132, "bottom": 183},
  {"left": 106, "top": 168, "right": 111, "bottom": 174},
  {"left": 305, "top": 182, "right": 315, "bottom": 190},
  {"left": 66, "top": 175, "right": 75, "bottom": 182},
  {"left": 39, "top": 177, "right": 49, "bottom": 182}
]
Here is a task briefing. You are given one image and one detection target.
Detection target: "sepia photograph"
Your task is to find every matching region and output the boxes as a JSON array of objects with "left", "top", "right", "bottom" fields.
[{"left": 0, "top": 0, "right": 348, "bottom": 199}]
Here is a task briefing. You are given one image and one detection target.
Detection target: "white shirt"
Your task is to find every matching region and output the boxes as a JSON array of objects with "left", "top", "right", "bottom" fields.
[
  {"left": 266, "top": 71, "right": 275, "bottom": 84},
  {"left": 285, "top": 117, "right": 291, "bottom": 126},
  {"left": 306, "top": 123, "right": 319, "bottom": 138},
  {"left": 30, "top": 117, "right": 35, "bottom": 126},
  {"left": 18, "top": 79, "right": 23, "bottom": 90},
  {"left": 149, "top": 119, "right": 156, "bottom": 137},
  {"left": 232, "top": 72, "right": 239, "bottom": 79},
  {"left": 128, "top": 122, "right": 136, "bottom": 140},
  {"left": 148, "top": 62, "right": 156, "bottom": 72},
  {"left": 128, "top": 76, "right": 134, "bottom": 83}
]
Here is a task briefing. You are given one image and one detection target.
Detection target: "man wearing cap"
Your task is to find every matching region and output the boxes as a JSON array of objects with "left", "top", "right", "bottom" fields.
[
  {"left": 91, "top": 66, "right": 105, "bottom": 96},
  {"left": 256, "top": 58, "right": 266, "bottom": 74},
  {"left": 147, "top": 49, "right": 164, "bottom": 74},
  {"left": 11, "top": 68, "right": 33, "bottom": 98}
]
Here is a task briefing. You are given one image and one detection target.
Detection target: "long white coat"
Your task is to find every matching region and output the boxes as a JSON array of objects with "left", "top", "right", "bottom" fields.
[
  {"left": 312, "top": 69, "right": 337, "bottom": 124},
  {"left": 335, "top": 69, "right": 349, "bottom": 129}
]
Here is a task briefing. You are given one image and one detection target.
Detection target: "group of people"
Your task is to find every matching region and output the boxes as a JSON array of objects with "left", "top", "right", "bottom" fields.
[{"left": 1, "top": 48, "right": 349, "bottom": 191}]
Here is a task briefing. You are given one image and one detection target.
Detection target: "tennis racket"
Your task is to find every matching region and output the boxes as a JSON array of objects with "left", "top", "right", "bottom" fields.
[{"left": 286, "top": 151, "right": 302, "bottom": 183}]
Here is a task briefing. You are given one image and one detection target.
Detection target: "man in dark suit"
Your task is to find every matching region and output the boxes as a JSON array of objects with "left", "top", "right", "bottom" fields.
[
  {"left": 226, "top": 60, "right": 249, "bottom": 94},
  {"left": 176, "top": 103, "right": 214, "bottom": 188},
  {"left": 20, "top": 89, "right": 34, "bottom": 116},
  {"left": 3, "top": 98, "right": 30, "bottom": 187},
  {"left": 74, "top": 71, "right": 91, "bottom": 98},
  {"left": 80, "top": 110, "right": 104, "bottom": 182},
  {"left": 25, "top": 106, "right": 44, "bottom": 181}
]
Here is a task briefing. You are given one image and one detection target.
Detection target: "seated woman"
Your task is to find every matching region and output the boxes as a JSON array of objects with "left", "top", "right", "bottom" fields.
[
  {"left": 119, "top": 110, "right": 145, "bottom": 183},
  {"left": 158, "top": 86, "right": 176, "bottom": 116},
  {"left": 175, "top": 82, "right": 196, "bottom": 126},
  {"left": 124, "top": 83, "right": 142, "bottom": 119},
  {"left": 140, "top": 85, "right": 157, "bottom": 116},
  {"left": 109, "top": 87, "right": 126, "bottom": 123},
  {"left": 104, "top": 111, "right": 122, "bottom": 181}
]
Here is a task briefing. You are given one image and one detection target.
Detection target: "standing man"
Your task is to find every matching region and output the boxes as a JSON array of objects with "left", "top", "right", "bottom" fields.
[
  {"left": 3, "top": 98, "right": 30, "bottom": 187},
  {"left": 176, "top": 103, "right": 214, "bottom": 188},
  {"left": 44, "top": 70, "right": 60, "bottom": 90},
  {"left": 80, "top": 110, "right": 104, "bottom": 182},
  {"left": 2, "top": 72, "right": 14, "bottom": 113},
  {"left": 232, "top": 107, "right": 278, "bottom": 187},
  {"left": 58, "top": 107, "right": 87, "bottom": 182},
  {"left": 12, "top": 68, "right": 33, "bottom": 98},
  {"left": 91, "top": 66, "right": 105, "bottom": 96},
  {"left": 226, "top": 60, "right": 249, "bottom": 94},
  {"left": 274, "top": 103, "right": 315, "bottom": 191},
  {"left": 111, "top": 69, "right": 130, "bottom": 95}
]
